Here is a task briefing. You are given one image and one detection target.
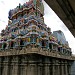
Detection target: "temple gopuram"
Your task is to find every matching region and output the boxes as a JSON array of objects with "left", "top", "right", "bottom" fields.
[{"left": 0, "top": 0, "right": 74, "bottom": 75}]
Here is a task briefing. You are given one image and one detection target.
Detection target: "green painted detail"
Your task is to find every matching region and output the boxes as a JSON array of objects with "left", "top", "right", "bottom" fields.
[
  {"left": 33, "top": 0, "right": 37, "bottom": 7},
  {"left": 33, "top": 0, "right": 44, "bottom": 15},
  {"left": 37, "top": 2, "right": 44, "bottom": 15},
  {"left": 40, "top": 3, "right": 44, "bottom": 14}
]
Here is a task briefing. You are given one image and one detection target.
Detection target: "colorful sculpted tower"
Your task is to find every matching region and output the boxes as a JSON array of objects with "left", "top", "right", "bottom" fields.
[
  {"left": 1, "top": 0, "right": 46, "bottom": 50},
  {"left": 0, "top": 0, "right": 74, "bottom": 75},
  {"left": 0, "top": 0, "right": 71, "bottom": 55}
]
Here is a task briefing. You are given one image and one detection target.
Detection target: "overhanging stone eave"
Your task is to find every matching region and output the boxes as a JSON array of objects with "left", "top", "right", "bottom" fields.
[{"left": 0, "top": 48, "right": 75, "bottom": 61}]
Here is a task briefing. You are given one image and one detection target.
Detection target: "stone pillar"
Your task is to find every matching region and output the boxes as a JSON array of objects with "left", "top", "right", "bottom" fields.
[
  {"left": 13, "top": 63, "right": 19, "bottom": 75},
  {"left": 56, "top": 65, "right": 60, "bottom": 75},
  {"left": 0, "top": 64, "right": 1, "bottom": 75},
  {"left": 61, "top": 64, "right": 64, "bottom": 75},
  {"left": 11, "top": 56, "right": 19, "bottom": 75},
  {"left": 64, "top": 63, "right": 68, "bottom": 75},
  {"left": 24, "top": 64, "right": 27, "bottom": 75},
  {"left": 2, "top": 57, "right": 9, "bottom": 75},
  {"left": 44, "top": 64, "right": 50, "bottom": 75},
  {"left": 22, "top": 60, "right": 38, "bottom": 75},
  {"left": 49, "top": 65, "right": 53, "bottom": 75},
  {"left": 0, "top": 57, "right": 4, "bottom": 75},
  {"left": 37, "top": 64, "right": 42, "bottom": 75},
  {"left": 2, "top": 64, "right": 8, "bottom": 75},
  {"left": 27, "top": 64, "right": 32, "bottom": 75},
  {"left": 67, "top": 65, "right": 71, "bottom": 75},
  {"left": 59, "top": 61, "right": 64, "bottom": 75},
  {"left": 0, "top": 58, "right": 2, "bottom": 75},
  {"left": 5, "top": 57, "right": 10, "bottom": 75},
  {"left": 26, "top": 64, "right": 38, "bottom": 75},
  {"left": 52, "top": 64, "right": 55, "bottom": 75},
  {"left": 53, "top": 64, "right": 60, "bottom": 75},
  {"left": 20, "top": 64, "right": 27, "bottom": 75}
]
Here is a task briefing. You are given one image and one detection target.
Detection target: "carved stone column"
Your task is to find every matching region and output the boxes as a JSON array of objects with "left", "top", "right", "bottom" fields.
[
  {"left": 44, "top": 64, "right": 50, "bottom": 75},
  {"left": 55, "top": 60, "right": 60, "bottom": 75},
  {"left": 28, "top": 64, "right": 37, "bottom": 75},
  {"left": 60, "top": 61, "right": 64, "bottom": 75},
  {"left": 52, "top": 64, "right": 55, "bottom": 75},
  {"left": 3, "top": 57, "right": 9, "bottom": 75},
  {"left": 44, "top": 58, "right": 50, "bottom": 75},
  {"left": 65, "top": 63, "right": 68, "bottom": 75},
  {"left": 67, "top": 65, "right": 71, "bottom": 75},
  {"left": 10, "top": 56, "right": 19, "bottom": 75},
  {"left": 2, "top": 57, "right": 9, "bottom": 75},
  {"left": 56, "top": 65, "right": 60, "bottom": 75},
  {"left": 38, "top": 64, "right": 43, "bottom": 75},
  {"left": 0, "top": 64, "right": 1, "bottom": 75},
  {"left": 61, "top": 62, "right": 64, "bottom": 75}
]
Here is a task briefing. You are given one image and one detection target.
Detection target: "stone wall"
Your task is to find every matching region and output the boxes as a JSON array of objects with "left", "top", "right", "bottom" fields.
[
  {"left": 0, "top": 54, "right": 72, "bottom": 75},
  {"left": 71, "top": 61, "right": 75, "bottom": 75}
]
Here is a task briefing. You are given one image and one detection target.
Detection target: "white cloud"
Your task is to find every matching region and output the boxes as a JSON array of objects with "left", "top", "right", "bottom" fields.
[{"left": 0, "top": 0, "right": 75, "bottom": 54}]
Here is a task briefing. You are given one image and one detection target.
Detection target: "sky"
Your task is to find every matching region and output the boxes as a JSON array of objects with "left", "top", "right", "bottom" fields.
[{"left": 0, "top": 0, "right": 75, "bottom": 54}]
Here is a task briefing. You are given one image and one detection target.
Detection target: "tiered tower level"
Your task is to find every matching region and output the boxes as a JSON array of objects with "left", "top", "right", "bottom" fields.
[{"left": 0, "top": 0, "right": 71, "bottom": 56}]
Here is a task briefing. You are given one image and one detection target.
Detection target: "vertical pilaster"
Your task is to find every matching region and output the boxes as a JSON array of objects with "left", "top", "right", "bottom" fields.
[
  {"left": 4, "top": 57, "right": 9, "bottom": 75},
  {"left": 37, "top": 64, "right": 42, "bottom": 75},
  {"left": 1, "top": 57, "right": 4, "bottom": 75},
  {"left": 67, "top": 65, "right": 71, "bottom": 75},
  {"left": 29, "top": 64, "right": 37, "bottom": 75},
  {"left": 49, "top": 64, "right": 53, "bottom": 75},
  {"left": 56, "top": 65, "right": 60, "bottom": 75},
  {"left": 61, "top": 62, "right": 64, "bottom": 75},
  {"left": 65, "top": 64, "right": 68, "bottom": 75},
  {"left": 26, "top": 63, "right": 38, "bottom": 75},
  {"left": 2, "top": 57, "right": 9, "bottom": 75},
  {"left": 52, "top": 64, "right": 55, "bottom": 75},
  {"left": 58, "top": 65, "right": 60, "bottom": 75},
  {"left": 11, "top": 56, "right": 19, "bottom": 75},
  {"left": 0, "top": 58, "right": 1, "bottom": 75},
  {"left": 44, "top": 58, "right": 50, "bottom": 75},
  {"left": 44, "top": 64, "right": 50, "bottom": 75},
  {"left": 4, "top": 64, "right": 9, "bottom": 75}
]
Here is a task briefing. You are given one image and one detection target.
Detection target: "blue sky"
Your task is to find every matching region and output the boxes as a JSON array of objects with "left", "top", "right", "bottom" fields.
[{"left": 0, "top": 0, "right": 75, "bottom": 54}]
